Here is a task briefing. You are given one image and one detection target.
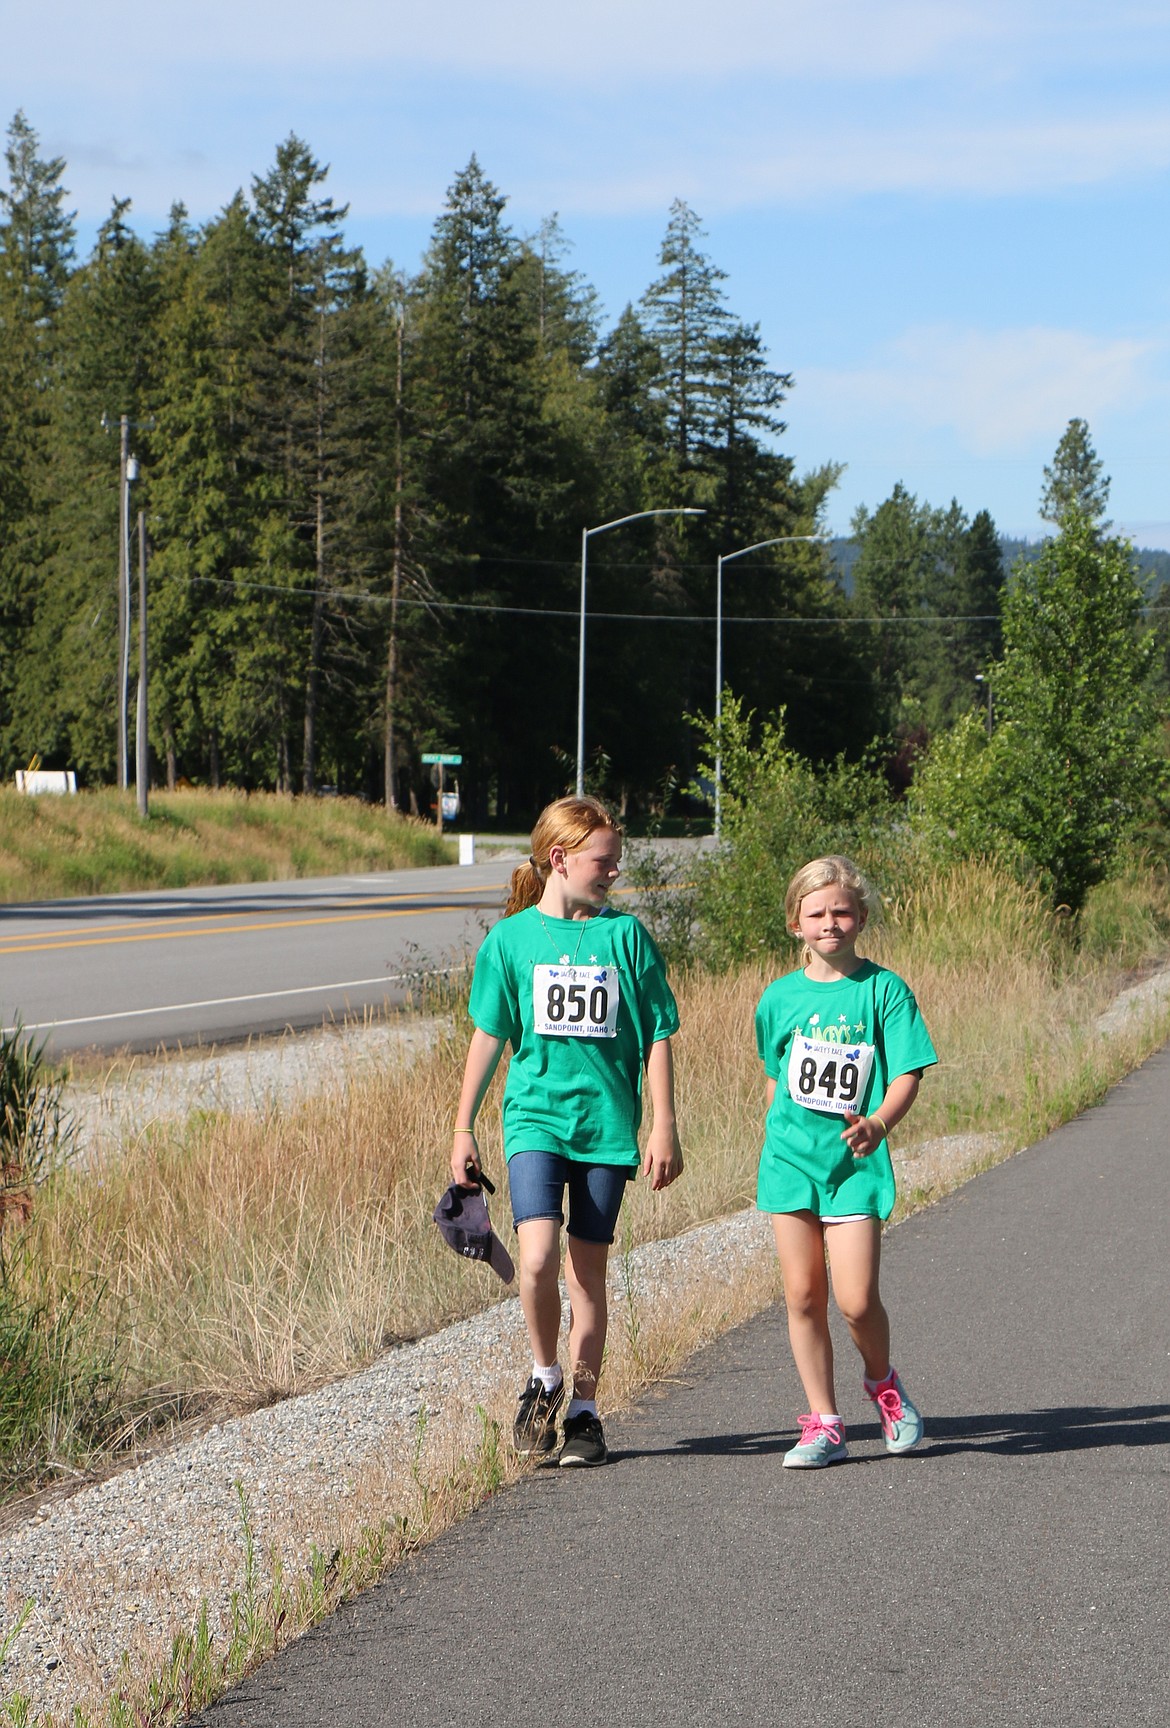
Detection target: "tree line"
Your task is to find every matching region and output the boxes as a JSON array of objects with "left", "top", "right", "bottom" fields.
[{"left": 4, "top": 111, "right": 1140, "bottom": 823}]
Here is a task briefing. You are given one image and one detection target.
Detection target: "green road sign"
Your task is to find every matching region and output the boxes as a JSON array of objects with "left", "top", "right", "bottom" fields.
[{"left": 421, "top": 752, "right": 462, "bottom": 765}]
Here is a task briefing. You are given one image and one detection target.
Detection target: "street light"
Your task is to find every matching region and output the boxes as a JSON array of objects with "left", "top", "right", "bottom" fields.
[
  {"left": 714, "top": 534, "right": 830, "bottom": 836},
  {"left": 102, "top": 412, "right": 152, "bottom": 791},
  {"left": 576, "top": 508, "right": 705, "bottom": 798},
  {"left": 974, "top": 672, "right": 993, "bottom": 736}
]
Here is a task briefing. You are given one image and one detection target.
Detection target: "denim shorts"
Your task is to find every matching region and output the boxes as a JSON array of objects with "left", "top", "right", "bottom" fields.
[{"left": 507, "top": 1150, "right": 632, "bottom": 1245}]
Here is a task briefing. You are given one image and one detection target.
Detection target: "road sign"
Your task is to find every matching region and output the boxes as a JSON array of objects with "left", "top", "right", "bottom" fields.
[{"left": 421, "top": 752, "right": 462, "bottom": 765}]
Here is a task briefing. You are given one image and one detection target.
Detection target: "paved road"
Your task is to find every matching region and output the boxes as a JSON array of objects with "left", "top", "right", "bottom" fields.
[
  {"left": 0, "top": 861, "right": 517, "bottom": 1058},
  {"left": 191, "top": 1045, "right": 1170, "bottom": 1728}
]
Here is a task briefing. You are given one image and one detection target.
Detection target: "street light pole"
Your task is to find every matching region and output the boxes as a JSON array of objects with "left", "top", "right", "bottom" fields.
[
  {"left": 576, "top": 507, "right": 705, "bottom": 798},
  {"left": 104, "top": 412, "right": 149, "bottom": 791},
  {"left": 714, "top": 534, "right": 829, "bottom": 837},
  {"left": 136, "top": 510, "right": 149, "bottom": 818}
]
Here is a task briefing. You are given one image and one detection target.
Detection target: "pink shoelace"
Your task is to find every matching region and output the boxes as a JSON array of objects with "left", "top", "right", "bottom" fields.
[
  {"left": 796, "top": 1413, "right": 843, "bottom": 1446},
  {"left": 871, "top": 1382, "right": 904, "bottom": 1436}
]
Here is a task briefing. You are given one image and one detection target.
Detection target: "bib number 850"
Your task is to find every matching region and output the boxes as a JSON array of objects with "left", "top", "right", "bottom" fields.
[
  {"left": 533, "top": 965, "right": 620, "bottom": 1038},
  {"left": 545, "top": 980, "right": 611, "bottom": 1025}
]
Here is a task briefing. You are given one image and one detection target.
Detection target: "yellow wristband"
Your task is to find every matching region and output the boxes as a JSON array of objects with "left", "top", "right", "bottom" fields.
[
  {"left": 871, "top": 1114, "right": 889, "bottom": 1141},
  {"left": 453, "top": 1127, "right": 477, "bottom": 1135}
]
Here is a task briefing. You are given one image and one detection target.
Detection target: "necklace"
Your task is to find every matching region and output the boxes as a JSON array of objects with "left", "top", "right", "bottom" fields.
[{"left": 538, "top": 910, "right": 590, "bottom": 966}]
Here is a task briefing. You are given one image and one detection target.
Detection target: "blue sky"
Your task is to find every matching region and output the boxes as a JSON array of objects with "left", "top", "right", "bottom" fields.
[{"left": 7, "top": 1, "right": 1169, "bottom": 545}]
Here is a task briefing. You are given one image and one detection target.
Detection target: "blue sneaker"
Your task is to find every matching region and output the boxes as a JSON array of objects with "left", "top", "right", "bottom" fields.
[
  {"left": 866, "top": 1370, "right": 923, "bottom": 1453},
  {"left": 782, "top": 1414, "right": 848, "bottom": 1468}
]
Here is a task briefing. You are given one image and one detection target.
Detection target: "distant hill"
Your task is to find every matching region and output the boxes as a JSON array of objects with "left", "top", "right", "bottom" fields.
[{"left": 828, "top": 536, "right": 1170, "bottom": 598}]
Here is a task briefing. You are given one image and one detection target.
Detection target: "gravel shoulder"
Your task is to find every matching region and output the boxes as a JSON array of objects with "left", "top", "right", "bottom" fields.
[{"left": 3, "top": 965, "right": 1169, "bottom": 1719}]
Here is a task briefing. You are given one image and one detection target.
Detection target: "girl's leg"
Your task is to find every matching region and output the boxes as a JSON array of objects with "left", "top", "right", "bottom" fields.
[
  {"left": 563, "top": 1234, "right": 609, "bottom": 1401},
  {"left": 771, "top": 1211, "right": 836, "bottom": 1414},
  {"left": 825, "top": 1218, "right": 890, "bottom": 1382},
  {"left": 515, "top": 1218, "right": 564, "bottom": 1367}
]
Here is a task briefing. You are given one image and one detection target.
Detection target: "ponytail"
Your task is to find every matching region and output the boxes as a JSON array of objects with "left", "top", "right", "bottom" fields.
[{"left": 504, "top": 857, "right": 545, "bottom": 918}]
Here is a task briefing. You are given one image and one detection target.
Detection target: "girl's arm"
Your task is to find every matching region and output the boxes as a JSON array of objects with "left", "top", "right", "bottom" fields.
[
  {"left": 450, "top": 1028, "right": 505, "bottom": 1186},
  {"left": 642, "top": 1036, "right": 683, "bottom": 1191},
  {"left": 842, "top": 1068, "right": 922, "bottom": 1159}
]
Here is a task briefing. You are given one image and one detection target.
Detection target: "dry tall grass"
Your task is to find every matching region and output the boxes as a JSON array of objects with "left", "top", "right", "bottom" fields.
[{"left": 8, "top": 859, "right": 1170, "bottom": 1472}]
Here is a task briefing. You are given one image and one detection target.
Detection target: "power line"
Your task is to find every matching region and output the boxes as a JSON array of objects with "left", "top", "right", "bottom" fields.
[{"left": 185, "top": 574, "right": 1001, "bottom": 626}]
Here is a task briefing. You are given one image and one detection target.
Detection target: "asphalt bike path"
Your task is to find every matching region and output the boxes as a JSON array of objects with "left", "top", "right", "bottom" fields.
[{"left": 192, "top": 1048, "right": 1170, "bottom": 1728}]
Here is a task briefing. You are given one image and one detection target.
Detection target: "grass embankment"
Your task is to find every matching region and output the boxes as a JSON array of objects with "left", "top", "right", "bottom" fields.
[
  {"left": 6, "top": 859, "right": 1170, "bottom": 1481},
  {"left": 0, "top": 788, "right": 452, "bottom": 902},
  {"left": 4, "top": 860, "right": 1170, "bottom": 1725}
]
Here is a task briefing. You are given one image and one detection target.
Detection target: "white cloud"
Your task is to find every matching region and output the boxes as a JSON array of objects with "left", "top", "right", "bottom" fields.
[
  {"left": 9, "top": 0, "right": 1168, "bottom": 86},
  {"left": 801, "top": 325, "right": 1168, "bottom": 456}
]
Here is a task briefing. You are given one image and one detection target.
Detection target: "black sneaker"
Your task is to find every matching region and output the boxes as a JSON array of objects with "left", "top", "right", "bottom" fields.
[
  {"left": 558, "top": 1410, "right": 608, "bottom": 1467},
  {"left": 513, "top": 1376, "right": 564, "bottom": 1455}
]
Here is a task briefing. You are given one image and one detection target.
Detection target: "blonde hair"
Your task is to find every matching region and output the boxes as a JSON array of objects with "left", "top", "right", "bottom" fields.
[
  {"left": 785, "top": 854, "right": 876, "bottom": 966},
  {"left": 504, "top": 796, "right": 623, "bottom": 917}
]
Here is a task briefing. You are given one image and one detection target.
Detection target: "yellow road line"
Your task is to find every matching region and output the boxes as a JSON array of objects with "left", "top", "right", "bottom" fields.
[
  {"left": 0, "top": 881, "right": 641, "bottom": 958},
  {"left": 0, "top": 900, "right": 491, "bottom": 957},
  {"left": 0, "top": 879, "right": 508, "bottom": 948}
]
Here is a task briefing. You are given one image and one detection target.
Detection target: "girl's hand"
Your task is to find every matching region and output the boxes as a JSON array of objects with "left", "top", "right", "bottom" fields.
[
  {"left": 643, "top": 1123, "right": 683, "bottom": 1190},
  {"left": 451, "top": 1132, "right": 481, "bottom": 1188},
  {"left": 841, "top": 1111, "right": 885, "bottom": 1159}
]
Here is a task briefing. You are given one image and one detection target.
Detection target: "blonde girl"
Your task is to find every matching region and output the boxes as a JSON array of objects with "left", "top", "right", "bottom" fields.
[
  {"left": 452, "top": 796, "right": 683, "bottom": 1467},
  {"left": 755, "top": 855, "right": 937, "bottom": 1467}
]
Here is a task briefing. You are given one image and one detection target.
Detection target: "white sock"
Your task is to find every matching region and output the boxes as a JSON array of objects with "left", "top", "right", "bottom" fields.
[
  {"left": 566, "top": 1397, "right": 598, "bottom": 1421},
  {"left": 865, "top": 1368, "right": 895, "bottom": 1393},
  {"left": 819, "top": 1412, "right": 842, "bottom": 1425},
  {"left": 534, "top": 1363, "right": 563, "bottom": 1393}
]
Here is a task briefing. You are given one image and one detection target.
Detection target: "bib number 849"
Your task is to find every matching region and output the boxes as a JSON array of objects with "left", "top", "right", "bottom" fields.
[
  {"left": 786, "top": 1033, "right": 875, "bottom": 1116},
  {"left": 797, "top": 1055, "right": 859, "bottom": 1103}
]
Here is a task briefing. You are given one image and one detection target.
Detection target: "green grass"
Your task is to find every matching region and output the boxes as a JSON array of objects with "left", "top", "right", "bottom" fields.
[{"left": 0, "top": 788, "right": 454, "bottom": 902}]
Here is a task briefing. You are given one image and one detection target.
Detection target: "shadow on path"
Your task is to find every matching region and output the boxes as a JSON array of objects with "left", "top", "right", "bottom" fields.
[{"left": 619, "top": 1402, "right": 1170, "bottom": 1463}]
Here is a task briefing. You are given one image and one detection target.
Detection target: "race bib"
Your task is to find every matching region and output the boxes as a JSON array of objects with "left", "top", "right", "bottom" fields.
[
  {"left": 532, "top": 965, "right": 620, "bottom": 1038},
  {"left": 787, "top": 1034, "right": 875, "bottom": 1116}
]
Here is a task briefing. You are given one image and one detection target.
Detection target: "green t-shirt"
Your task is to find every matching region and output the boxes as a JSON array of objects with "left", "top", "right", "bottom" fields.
[
  {"left": 755, "top": 960, "right": 937, "bottom": 1219},
  {"left": 469, "top": 905, "right": 679, "bottom": 1166}
]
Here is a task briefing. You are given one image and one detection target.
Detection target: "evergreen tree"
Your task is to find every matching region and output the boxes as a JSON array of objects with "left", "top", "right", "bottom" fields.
[
  {"left": 639, "top": 199, "right": 731, "bottom": 472},
  {"left": 412, "top": 158, "right": 597, "bottom": 819},
  {"left": 145, "top": 195, "right": 271, "bottom": 787},
  {"left": 850, "top": 483, "right": 935, "bottom": 721},
  {"left": 850, "top": 487, "right": 1005, "bottom": 736},
  {"left": 247, "top": 135, "right": 368, "bottom": 792},
  {"left": 16, "top": 199, "right": 157, "bottom": 781},
  {"left": 0, "top": 111, "right": 75, "bottom": 767},
  {"left": 1039, "top": 417, "right": 1110, "bottom": 531}
]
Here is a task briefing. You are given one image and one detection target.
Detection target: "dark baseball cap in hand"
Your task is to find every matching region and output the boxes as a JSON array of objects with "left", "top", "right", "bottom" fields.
[{"left": 433, "top": 1172, "right": 515, "bottom": 1283}]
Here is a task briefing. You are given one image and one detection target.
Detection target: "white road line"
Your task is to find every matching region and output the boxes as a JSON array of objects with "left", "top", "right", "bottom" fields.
[{"left": 2, "top": 968, "right": 465, "bottom": 1034}]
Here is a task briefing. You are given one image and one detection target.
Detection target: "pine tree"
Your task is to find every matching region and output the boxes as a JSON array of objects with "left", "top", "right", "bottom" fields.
[
  {"left": 247, "top": 135, "right": 368, "bottom": 792},
  {"left": 1039, "top": 417, "right": 1110, "bottom": 531},
  {"left": 639, "top": 200, "right": 730, "bottom": 470},
  {"left": 16, "top": 199, "right": 157, "bottom": 781},
  {"left": 412, "top": 158, "right": 596, "bottom": 819},
  {"left": 0, "top": 111, "right": 75, "bottom": 768},
  {"left": 145, "top": 195, "right": 271, "bottom": 786}
]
